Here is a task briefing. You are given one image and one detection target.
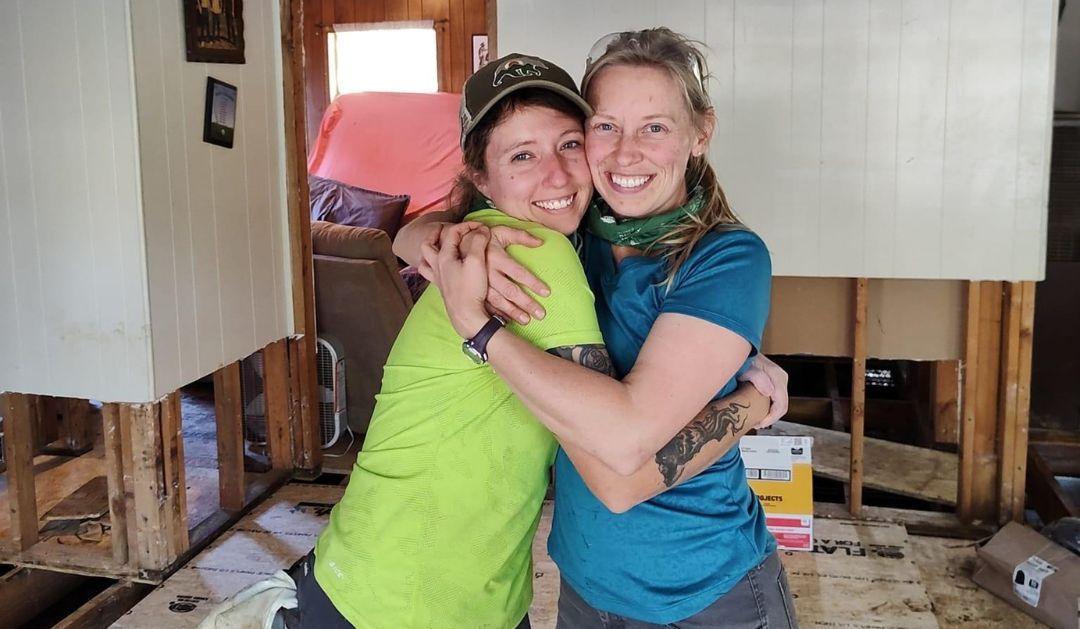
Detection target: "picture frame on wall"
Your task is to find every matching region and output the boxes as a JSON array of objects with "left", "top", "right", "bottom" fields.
[
  {"left": 183, "top": 0, "right": 246, "bottom": 64},
  {"left": 472, "top": 34, "right": 490, "bottom": 73},
  {"left": 203, "top": 77, "right": 238, "bottom": 148}
]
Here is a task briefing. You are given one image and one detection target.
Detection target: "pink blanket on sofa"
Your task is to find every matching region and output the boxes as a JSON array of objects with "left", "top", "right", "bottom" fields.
[{"left": 307, "top": 92, "right": 463, "bottom": 220}]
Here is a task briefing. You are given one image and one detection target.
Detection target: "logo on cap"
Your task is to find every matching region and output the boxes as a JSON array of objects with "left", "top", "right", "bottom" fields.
[{"left": 492, "top": 57, "right": 549, "bottom": 87}]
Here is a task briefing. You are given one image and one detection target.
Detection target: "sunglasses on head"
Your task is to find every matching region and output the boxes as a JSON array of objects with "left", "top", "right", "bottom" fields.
[{"left": 584, "top": 31, "right": 707, "bottom": 92}]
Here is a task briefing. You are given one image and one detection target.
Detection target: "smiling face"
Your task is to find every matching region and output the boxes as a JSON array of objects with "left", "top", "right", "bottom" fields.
[
  {"left": 585, "top": 64, "right": 712, "bottom": 219},
  {"left": 474, "top": 105, "right": 592, "bottom": 235}
]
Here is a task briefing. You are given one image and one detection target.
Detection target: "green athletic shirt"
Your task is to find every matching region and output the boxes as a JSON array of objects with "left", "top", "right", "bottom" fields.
[{"left": 314, "top": 209, "right": 603, "bottom": 628}]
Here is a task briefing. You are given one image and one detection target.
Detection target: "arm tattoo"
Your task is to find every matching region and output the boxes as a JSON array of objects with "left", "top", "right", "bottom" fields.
[
  {"left": 546, "top": 344, "right": 616, "bottom": 377},
  {"left": 654, "top": 400, "right": 751, "bottom": 487}
]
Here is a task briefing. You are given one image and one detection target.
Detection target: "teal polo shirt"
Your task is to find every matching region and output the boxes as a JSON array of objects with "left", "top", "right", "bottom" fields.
[{"left": 548, "top": 227, "right": 775, "bottom": 624}]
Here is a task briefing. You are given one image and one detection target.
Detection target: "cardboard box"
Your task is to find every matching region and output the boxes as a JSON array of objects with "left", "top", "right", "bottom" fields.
[
  {"left": 740, "top": 435, "right": 813, "bottom": 551},
  {"left": 972, "top": 521, "right": 1080, "bottom": 629}
]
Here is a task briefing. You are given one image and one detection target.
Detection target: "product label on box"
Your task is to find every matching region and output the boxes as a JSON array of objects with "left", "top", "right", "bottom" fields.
[
  {"left": 740, "top": 436, "right": 814, "bottom": 552},
  {"left": 1012, "top": 555, "right": 1057, "bottom": 607}
]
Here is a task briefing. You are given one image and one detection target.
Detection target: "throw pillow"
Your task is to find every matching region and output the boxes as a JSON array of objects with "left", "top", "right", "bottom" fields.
[{"left": 309, "top": 175, "right": 410, "bottom": 239}]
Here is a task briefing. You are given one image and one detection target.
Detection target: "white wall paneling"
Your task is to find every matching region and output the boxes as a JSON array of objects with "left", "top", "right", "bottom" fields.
[
  {"left": 130, "top": 0, "right": 294, "bottom": 398},
  {"left": 498, "top": 0, "right": 1058, "bottom": 281},
  {"left": 1, "top": 0, "right": 294, "bottom": 402},
  {"left": 1, "top": 0, "right": 151, "bottom": 401}
]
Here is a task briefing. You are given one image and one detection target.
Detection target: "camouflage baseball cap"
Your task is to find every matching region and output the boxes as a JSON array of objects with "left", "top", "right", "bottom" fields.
[{"left": 460, "top": 53, "right": 593, "bottom": 148}]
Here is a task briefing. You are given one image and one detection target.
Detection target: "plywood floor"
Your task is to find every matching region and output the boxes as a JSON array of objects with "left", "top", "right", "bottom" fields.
[{"left": 118, "top": 485, "right": 1043, "bottom": 629}]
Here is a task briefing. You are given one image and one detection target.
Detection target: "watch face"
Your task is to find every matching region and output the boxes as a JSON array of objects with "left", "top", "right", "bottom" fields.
[{"left": 462, "top": 341, "right": 485, "bottom": 365}]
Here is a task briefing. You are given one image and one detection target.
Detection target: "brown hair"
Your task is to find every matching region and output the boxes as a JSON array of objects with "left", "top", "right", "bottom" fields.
[
  {"left": 449, "top": 88, "right": 588, "bottom": 219},
  {"left": 581, "top": 28, "right": 743, "bottom": 283}
]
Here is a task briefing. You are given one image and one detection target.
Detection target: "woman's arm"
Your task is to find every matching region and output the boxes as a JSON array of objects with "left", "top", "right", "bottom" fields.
[
  {"left": 543, "top": 344, "right": 768, "bottom": 513},
  {"left": 436, "top": 221, "right": 771, "bottom": 478},
  {"left": 481, "top": 315, "right": 752, "bottom": 475},
  {"left": 401, "top": 219, "right": 551, "bottom": 323}
]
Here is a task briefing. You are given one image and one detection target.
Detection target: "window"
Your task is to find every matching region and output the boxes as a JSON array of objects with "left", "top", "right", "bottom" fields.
[{"left": 328, "top": 21, "right": 439, "bottom": 98}]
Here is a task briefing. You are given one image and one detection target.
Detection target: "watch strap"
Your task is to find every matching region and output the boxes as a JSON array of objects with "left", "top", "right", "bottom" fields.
[{"left": 465, "top": 315, "right": 506, "bottom": 361}]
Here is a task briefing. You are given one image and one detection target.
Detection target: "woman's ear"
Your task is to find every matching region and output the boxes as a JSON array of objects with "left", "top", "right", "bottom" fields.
[
  {"left": 470, "top": 170, "right": 491, "bottom": 198},
  {"left": 692, "top": 108, "right": 716, "bottom": 157}
]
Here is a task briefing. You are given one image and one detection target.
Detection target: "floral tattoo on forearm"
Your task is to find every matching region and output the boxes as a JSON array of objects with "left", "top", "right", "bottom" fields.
[
  {"left": 546, "top": 344, "right": 616, "bottom": 377},
  {"left": 654, "top": 400, "right": 751, "bottom": 487}
]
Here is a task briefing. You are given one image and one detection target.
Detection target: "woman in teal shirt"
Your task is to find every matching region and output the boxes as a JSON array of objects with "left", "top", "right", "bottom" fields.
[{"left": 406, "top": 29, "right": 796, "bottom": 628}]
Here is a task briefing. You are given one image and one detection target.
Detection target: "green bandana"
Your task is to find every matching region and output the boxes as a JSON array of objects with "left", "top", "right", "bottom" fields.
[{"left": 585, "top": 188, "right": 706, "bottom": 249}]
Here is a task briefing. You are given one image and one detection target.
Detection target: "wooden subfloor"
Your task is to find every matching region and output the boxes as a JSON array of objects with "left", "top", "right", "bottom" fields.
[
  {"left": 768, "top": 420, "right": 959, "bottom": 506},
  {"left": 117, "top": 484, "right": 1041, "bottom": 629}
]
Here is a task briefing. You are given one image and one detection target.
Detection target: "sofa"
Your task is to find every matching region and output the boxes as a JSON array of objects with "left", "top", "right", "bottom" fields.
[{"left": 310, "top": 220, "right": 413, "bottom": 434}]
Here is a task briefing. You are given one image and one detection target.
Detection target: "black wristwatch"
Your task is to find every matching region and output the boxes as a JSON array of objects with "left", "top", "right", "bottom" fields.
[{"left": 462, "top": 315, "right": 506, "bottom": 365}]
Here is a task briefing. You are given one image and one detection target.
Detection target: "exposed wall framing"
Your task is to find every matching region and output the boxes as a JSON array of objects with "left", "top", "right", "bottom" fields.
[
  {"left": 822, "top": 280, "right": 1036, "bottom": 529},
  {"left": 0, "top": 341, "right": 301, "bottom": 582}
]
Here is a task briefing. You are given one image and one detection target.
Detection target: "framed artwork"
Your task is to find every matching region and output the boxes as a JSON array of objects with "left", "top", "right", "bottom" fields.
[
  {"left": 203, "top": 77, "right": 238, "bottom": 148},
  {"left": 472, "top": 34, "right": 490, "bottom": 73},
  {"left": 184, "top": 0, "right": 246, "bottom": 64}
]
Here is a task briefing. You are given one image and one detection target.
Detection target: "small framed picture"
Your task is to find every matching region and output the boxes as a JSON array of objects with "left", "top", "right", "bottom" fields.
[
  {"left": 203, "top": 77, "right": 238, "bottom": 148},
  {"left": 183, "top": 0, "right": 245, "bottom": 64},
  {"left": 472, "top": 34, "right": 490, "bottom": 73}
]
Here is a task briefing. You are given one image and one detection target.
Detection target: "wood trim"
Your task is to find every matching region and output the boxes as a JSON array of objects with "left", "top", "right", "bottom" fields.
[
  {"left": 486, "top": 0, "right": 497, "bottom": 57},
  {"left": 127, "top": 403, "right": 170, "bottom": 571},
  {"left": 263, "top": 339, "right": 294, "bottom": 470},
  {"left": 281, "top": 0, "right": 322, "bottom": 474},
  {"left": 932, "top": 360, "right": 960, "bottom": 445},
  {"left": 814, "top": 502, "right": 993, "bottom": 540},
  {"left": 213, "top": 362, "right": 246, "bottom": 513},
  {"left": 2, "top": 393, "right": 39, "bottom": 550},
  {"left": 117, "top": 403, "right": 141, "bottom": 568},
  {"left": 160, "top": 393, "right": 189, "bottom": 554},
  {"left": 287, "top": 337, "right": 307, "bottom": 471},
  {"left": 996, "top": 282, "right": 1022, "bottom": 524},
  {"left": 848, "top": 277, "right": 868, "bottom": 516},
  {"left": 101, "top": 404, "right": 129, "bottom": 566},
  {"left": 970, "top": 282, "right": 1004, "bottom": 522},
  {"left": 958, "top": 281, "right": 980, "bottom": 519},
  {"left": 50, "top": 580, "right": 153, "bottom": 629},
  {"left": 1011, "top": 280, "right": 1036, "bottom": 521}
]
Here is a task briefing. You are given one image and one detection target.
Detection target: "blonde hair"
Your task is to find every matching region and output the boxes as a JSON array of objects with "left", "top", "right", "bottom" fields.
[{"left": 581, "top": 28, "right": 742, "bottom": 283}]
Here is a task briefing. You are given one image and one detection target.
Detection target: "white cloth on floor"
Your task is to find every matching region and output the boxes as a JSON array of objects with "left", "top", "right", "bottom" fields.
[{"left": 196, "top": 570, "right": 298, "bottom": 629}]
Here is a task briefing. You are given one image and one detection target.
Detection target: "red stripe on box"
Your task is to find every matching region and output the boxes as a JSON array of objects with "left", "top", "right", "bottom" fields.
[
  {"left": 766, "top": 516, "right": 806, "bottom": 528},
  {"left": 772, "top": 531, "right": 812, "bottom": 551}
]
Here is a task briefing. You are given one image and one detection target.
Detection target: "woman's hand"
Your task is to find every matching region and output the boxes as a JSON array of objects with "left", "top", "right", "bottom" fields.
[
  {"left": 418, "top": 221, "right": 482, "bottom": 283},
  {"left": 484, "top": 226, "right": 549, "bottom": 324},
  {"left": 436, "top": 224, "right": 493, "bottom": 339},
  {"left": 737, "top": 354, "right": 789, "bottom": 428},
  {"left": 420, "top": 223, "right": 550, "bottom": 325}
]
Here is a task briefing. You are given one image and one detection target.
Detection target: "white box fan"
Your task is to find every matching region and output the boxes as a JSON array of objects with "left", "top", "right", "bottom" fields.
[
  {"left": 315, "top": 335, "right": 348, "bottom": 449},
  {"left": 238, "top": 335, "right": 348, "bottom": 450}
]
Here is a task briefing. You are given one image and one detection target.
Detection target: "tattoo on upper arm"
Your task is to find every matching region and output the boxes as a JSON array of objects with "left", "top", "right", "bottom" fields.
[
  {"left": 654, "top": 400, "right": 752, "bottom": 488},
  {"left": 546, "top": 344, "right": 616, "bottom": 377}
]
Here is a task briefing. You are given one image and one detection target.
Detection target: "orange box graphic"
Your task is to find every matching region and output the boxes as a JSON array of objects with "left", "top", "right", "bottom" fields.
[{"left": 739, "top": 435, "right": 814, "bottom": 552}]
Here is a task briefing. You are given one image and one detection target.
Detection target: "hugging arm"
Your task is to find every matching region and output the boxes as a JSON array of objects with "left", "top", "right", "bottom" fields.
[
  {"left": 395, "top": 217, "right": 550, "bottom": 324},
  {"left": 545, "top": 343, "right": 767, "bottom": 513}
]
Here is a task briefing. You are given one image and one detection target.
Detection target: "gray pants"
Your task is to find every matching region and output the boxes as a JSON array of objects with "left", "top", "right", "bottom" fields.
[{"left": 556, "top": 552, "right": 797, "bottom": 629}]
